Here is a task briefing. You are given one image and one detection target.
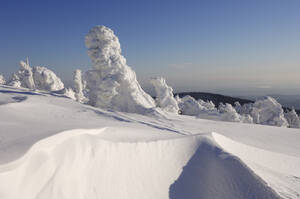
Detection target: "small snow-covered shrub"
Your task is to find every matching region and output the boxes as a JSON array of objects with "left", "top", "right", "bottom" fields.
[
  {"left": 250, "top": 96, "right": 288, "bottom": 127},
  {"left": 85, "top": 25, "right": 155, "bottom": 113},
  {"left": 33, "top": 66, "right": 64, "bottom": 91},
  {"left": 219, "top": 103, "right": 242, "bottom": 122},
  {"left": 178, "top": 95, "right": 206, "bottom": 116},
  {"left": 0, "top": 74, "right": 6, "bottom": 85},
  {"left": 198, "top": 99, "right": 216, "bottom": 111},
  {"left": 8, "top": 59, "right": 35, "bottom": 89},
  {"left": 150, "top": 77, "right": 179, "bottom": 113},
  {"left": 284, "top": 109, "right": 300, "bottom": 128}
]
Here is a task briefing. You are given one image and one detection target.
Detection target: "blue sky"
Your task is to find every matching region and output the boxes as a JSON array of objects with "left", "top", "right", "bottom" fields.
[{"left": 0, "top": 0, "right": 299, "bottom": 96}]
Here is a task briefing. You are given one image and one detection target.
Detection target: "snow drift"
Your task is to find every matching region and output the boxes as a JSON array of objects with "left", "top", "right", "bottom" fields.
[
  {"left": 1, "top": 86, "right": 299, "bottom": 198},
  {"left": 85, "top": 26, "right": 155, "bottom": 113},
  {"left": 0, "top": 127, "right": 280, "bottom": 199}
]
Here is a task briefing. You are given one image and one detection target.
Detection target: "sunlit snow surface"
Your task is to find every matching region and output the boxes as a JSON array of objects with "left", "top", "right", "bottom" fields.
[{"left": 0, "top": 86, "right": 299, "bottom": 199}]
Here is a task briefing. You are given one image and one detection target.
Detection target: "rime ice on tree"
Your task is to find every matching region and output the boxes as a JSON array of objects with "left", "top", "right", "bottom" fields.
[
  {"left": 85, "top": 26, "right": 155, "bottom": 113},
  {"left": 150, "top": 77, "right": 179, "bottom": 113},
  {"left": 0, "top": 74, "right": 6, "bottom": 85}
]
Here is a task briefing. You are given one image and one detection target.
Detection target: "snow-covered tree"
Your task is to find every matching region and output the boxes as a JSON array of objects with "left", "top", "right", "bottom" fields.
[
  {"left": 219, "top": 103, "right": 241, "bottom": 122},
  {"left": 7, "top": 73, "right": 21, "bottom": 88},
  {"left": 178, "top": 95, "right": 206, "bottom": 116},
  {"left": 8, "top": 58, "right": 35, "bottom": 89},
  {"left": 150, "top": 77, "right": 179, "bottom": 113},
  {"left": 0, "top": 74, "right": 6, "bottom": 85},
  {"left": 62, "top": 88, "right": 76, "bottom": 100},
  {"left": 19, "top": 58, "right": 35, "bottom": 89},
  {"left": 198, "top": 99, "right": 216, "bottom": 111},
  {"left": 250, "top": 96, "right": 288, "bottom": 127},
  {"left": 33, "top": 66, "right": 64, "bottom": 91},
  {"left": 73, "top": 69, "right": 86, "bottom": 103},
  {"left": 284, "top": 109, "right": 300, "bottom": 128},
  {"left": 85, "top": 25, "right": 155, "bottom": 113}
]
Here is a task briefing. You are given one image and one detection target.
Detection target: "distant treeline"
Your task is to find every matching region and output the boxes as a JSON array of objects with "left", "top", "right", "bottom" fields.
[{"left": 175, "top": 92, "right": 300, "bottom": 115}]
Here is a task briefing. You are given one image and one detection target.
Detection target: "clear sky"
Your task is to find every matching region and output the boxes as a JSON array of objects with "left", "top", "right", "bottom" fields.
[{"left": 0, "top": 0, "right": 299, "bottom": 96}]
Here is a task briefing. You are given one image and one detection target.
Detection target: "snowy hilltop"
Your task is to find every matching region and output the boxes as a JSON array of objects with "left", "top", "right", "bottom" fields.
[{"left": 0, "top": 25, "right": 300, "bottom": 199}]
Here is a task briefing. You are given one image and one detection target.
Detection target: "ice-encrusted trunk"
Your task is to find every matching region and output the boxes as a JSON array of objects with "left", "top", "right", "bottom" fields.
[
  {"left": 73, "top": 69, "right": 86, "bottom": 103},
  {"left": 150, "top": 77, "right": 179, "bottom": 113},
  {"left": 85, "top": 25, "right": 155, "bottom": 113}
]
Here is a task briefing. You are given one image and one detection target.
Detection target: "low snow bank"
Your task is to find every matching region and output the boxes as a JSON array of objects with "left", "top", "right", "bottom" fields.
[
  {"left": 150, "top": 77, "right": 179, "bottom": 113},
  {"left": 0, "top": 128, "right": 280, "bottom": 199},
  {"left": 85, "top": 26, "right": 155, "bottom": 113}
]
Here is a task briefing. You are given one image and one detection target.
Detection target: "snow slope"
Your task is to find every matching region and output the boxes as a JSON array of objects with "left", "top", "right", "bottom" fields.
[{"left": 0, "top": 86, "right": 299, "bottom": 199}]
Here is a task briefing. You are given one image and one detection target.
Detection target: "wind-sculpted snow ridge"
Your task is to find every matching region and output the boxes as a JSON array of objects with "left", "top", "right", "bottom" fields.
[
  {"left": 0, "top": 127, "right": 280, "bottom": 199},
  {"left": 150, "top": 77, "right": 179, "bottom": 113},
  {"left": 213, "top": 132, "right": 300, "bottom": 199},
  {"left": 85, "top": 26, "right": 155, "bottom": 113}
]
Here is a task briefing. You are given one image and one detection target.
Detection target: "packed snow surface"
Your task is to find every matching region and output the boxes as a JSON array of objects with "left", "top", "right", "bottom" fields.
[{"left": 0, "top": 86, "right": 300, "bottom": 199}]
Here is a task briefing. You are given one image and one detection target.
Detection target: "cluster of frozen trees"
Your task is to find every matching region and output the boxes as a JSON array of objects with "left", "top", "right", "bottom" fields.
[
  {"left": 0, "top": 58, "right": 86, "bottom": 103},
  {"left": 149, "top": 74, "right": 299, "bottom": 128},
  {"left": 1, "top": 25, "right": 299, "bottom": 128},
  {"left": 174, "top": 93, "right": 299, "bottom": 128}
]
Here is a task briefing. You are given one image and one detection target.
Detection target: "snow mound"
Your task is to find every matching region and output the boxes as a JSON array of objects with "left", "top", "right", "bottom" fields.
[
  {"left": 85, "top": 26, "right": 155, "bottom": 113},
  {"left": 150, "top": 77, "right": 179, "bottom": 113},
  {"left": 0, "top": 127, "right": 280, "bottom": 199}
]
